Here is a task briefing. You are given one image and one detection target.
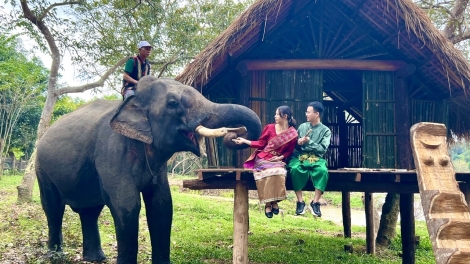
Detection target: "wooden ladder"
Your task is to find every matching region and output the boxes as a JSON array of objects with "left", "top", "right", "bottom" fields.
[{"left": 411, "top": 122, "right": 470, "bottom": 263}]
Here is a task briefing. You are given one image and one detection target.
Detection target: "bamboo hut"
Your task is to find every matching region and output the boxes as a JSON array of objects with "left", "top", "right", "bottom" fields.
[
  {"left": 176, "top": 0, "right": 470, "bottom": 171},
  {"left": 177, "top": 1, "right": 470, "bottom": 262}
]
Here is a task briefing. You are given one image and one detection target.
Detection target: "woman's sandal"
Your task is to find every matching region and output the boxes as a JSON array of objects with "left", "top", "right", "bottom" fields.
[
  {"left": 265, "top": 204, "right": 273, "bottom": 218},
  {"left": 271, "top": 202, "right": 280, "bottom": 215}
]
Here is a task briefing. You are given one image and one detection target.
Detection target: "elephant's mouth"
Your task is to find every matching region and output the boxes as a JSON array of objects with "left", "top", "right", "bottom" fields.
[{"left": 180, "top": 130, "right": 199, "bottom": 148}]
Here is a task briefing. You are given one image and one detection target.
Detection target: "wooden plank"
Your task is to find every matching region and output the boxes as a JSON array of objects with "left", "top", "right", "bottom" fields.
[
  {"left": 400, "top": 193, "right": 415, "bottom": 264},
  {"left": 236, "top": 59, "right": 407, "bottom": 72},
  {"left": 342, "top": 191, "right": 352, "bottom": 238},
  {"left": 233, "top": 181, "right": 249, "bottom": 264},
  {"left": 364, "top": 192, "right": 375, "bottom": 254},
  {"left": 183, "top": 179, "right": 419, "bottom": 193}
]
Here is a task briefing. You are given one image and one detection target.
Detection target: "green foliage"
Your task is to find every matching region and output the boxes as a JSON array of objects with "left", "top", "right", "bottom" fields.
[
  {"left": 0, "top": 175, "right": 435, "bottom": 263},
  {"left": 0, "top": 32, "right": 48, "bottom": 157},
  {"left": 5, "top": 0, "right": 254, "bottom": 92},
  {"left": 51, "top": 96, "right": 86, "bottom": 123},
  {"left": 449, "top": 140, "right": 470, "bottom": 172},
  {"left": 323, "top": 192, "right": 365, "bottom": 209}
]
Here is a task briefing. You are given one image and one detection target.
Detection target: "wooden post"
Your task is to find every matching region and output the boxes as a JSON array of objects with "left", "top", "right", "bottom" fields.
[
  {"left": 342, "top": 191, "right": 351, "bottom": 238},
  {"left": 458, "top": 182, "right": 470, "bottom": 213},
  {"left": 364, "top": 192, "right": 375, "bottom": 254},
  {"left": 233, "top": 181, "right": 249, "bottom": 264},
  {"left": 400, "top": 193, "right": 415, "bottom": 264},
  {"left": 338, "top": 108, "right": 348, "bottom": 168},
  {"left": 395, "top": 77, "right": 415, "bottom": 264}
]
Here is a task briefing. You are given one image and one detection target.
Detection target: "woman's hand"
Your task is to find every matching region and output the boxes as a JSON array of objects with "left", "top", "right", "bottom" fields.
[
  {"left": 268, "top": 155, "right": 284, "bottom": 162},
  {"left": 232, "top": 137, "right": 249, "bottom": 145}
]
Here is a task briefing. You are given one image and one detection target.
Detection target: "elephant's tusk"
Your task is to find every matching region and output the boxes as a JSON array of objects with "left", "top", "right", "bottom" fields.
[{"left": 195, "top": 126, "right": 247, "bottom": 137}]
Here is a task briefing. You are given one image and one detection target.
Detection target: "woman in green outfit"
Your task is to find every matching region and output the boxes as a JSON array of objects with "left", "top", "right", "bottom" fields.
[{"left": 288, "top": 101, "right": 331, "bottom": 217}]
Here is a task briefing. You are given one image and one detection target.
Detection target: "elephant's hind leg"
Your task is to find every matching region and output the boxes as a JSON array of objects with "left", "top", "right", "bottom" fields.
[
  {"left": 37, "top": 172, "right": 65, "bottom": 252},
  {"left": 71, "top": 205, "right": 106, "bottom": 262}
]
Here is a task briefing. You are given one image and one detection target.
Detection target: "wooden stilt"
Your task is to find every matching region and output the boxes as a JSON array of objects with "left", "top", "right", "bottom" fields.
[
  {"left": 400, "top": 193, "right": 415, "bottom": 264},
  {"left": 233, "top": 181, "right": 249, "bottom": 264},
  {"left": 342, "top": 191, "right": 351, "bottom": 238},
  {"left": 364, "top": 192, "right": 375, "bottom": 254}
]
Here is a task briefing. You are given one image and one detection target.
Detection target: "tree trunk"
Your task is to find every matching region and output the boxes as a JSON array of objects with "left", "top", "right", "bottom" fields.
[
  {"left": 0, "top": 156, "right": 3, "bottom": 180},
  {"left": 17, "top": 148, "right": 37, "bottom": 203},
  {"left": 376, "top": 193, "right": 400, "bottom": 247},
  {"left": 17, "top": 93, "right": 57, "bottom": 203},
  {"left": 0, "top": 138, "right": 4, "bottom": 179}
]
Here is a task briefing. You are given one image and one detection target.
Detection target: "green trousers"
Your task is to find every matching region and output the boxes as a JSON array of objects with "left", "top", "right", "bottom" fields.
[{"left": 288, "top": 155, "right": 329, "bottom": 192}]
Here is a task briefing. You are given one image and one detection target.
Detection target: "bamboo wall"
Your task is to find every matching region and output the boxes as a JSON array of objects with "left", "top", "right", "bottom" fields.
[
  {"left": 250, "top": 70, "right": 323, "bottom": 125},
  {"left": 411, "top": 100, "right": 449, "bottom": 127},
  {"left": 362, "top": 71, "right": 396, "bottom": 168}
]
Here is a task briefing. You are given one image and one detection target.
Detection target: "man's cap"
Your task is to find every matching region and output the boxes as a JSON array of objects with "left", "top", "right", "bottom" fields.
[{"left": 138, "top": 41, "right": 152, "bottom": 49}]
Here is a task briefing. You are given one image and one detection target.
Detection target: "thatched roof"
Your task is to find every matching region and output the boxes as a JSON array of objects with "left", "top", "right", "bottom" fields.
[{"left": 176, "top": 0, "right": 470, "bottom": 137}]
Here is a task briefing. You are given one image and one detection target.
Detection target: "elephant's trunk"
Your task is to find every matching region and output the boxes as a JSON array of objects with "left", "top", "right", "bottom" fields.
[{"left": 200, "top": 103, "right": 262, "bottom": 150}]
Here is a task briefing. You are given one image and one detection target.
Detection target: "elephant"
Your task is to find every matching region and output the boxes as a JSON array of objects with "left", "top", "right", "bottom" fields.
[{"left": 35, "top": 76, "right": 262, "bottom": 264}]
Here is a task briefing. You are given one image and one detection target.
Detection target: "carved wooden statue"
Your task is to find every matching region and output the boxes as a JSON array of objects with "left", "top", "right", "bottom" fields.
[{"left": 411, "top": 122, "right": 470, "bottom": 263}]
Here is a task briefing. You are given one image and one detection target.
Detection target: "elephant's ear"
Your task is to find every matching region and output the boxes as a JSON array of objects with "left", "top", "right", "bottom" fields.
[{"left": 110, "top": 95, "right": 153, "bottom": 144}]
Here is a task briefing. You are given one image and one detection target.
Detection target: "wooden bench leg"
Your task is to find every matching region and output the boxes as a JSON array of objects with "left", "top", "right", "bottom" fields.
[
  {"left": 233, "top": 181, "right": 249, "bottom": 264},
  {"left": 400, "top": 193, "right": 415, "bottom": 264},
  {"left": 364, "top": 192, "right": 375, "bottom": 254},
  {"left": 342, "top": 191, "right": 351, "bottom": 238}
]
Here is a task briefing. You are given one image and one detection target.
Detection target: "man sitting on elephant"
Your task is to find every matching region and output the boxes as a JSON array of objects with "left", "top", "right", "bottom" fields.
[{"left": 122, "top": 40, "right": 152, "bottom": 99}]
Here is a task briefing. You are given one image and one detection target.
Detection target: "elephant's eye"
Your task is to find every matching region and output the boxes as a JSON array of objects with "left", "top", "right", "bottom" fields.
[{"left": 167, "top": 100, "right": 179, "bottom": 108}]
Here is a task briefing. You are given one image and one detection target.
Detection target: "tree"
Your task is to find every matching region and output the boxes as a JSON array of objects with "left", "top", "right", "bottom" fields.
[
  {"left": 0, "top": 33, "right": 48, "bottom": 179},
  {"left": 4, "top": 0, "right": 252, "bottom": 202},
  {"left": 4, "top": 0, "right": 129, "bottom": 202},
  {"left": 416, "top": 0, "right": 470, "bottom": 45},
  {"left": 376, "top": 0, "right": 470, "bottom": 247}
]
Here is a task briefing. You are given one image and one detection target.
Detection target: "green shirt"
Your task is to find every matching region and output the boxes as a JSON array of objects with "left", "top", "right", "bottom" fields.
[
  {"left": 295, "top": 122, "right": 331, "bottom": 158},
  {"left": 122, "top": 56, "right": 150, "bottom": 88}
]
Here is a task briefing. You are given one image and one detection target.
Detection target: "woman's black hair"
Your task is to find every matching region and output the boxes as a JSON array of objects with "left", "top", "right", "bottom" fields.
[{"left": 277, "top": 105, "right": 296, "bottom": 128}]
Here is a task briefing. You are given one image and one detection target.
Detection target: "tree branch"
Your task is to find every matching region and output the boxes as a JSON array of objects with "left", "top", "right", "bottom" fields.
[
  {"left": 450, "top": 29, "right": 470, "bottom": 43},
  {"left": 38, "top": 1, "right": 82, "bottom": 21},
  {"left": 20, "top": 0, "right": 61, "bottom": 92},
  {"left": 157, "top": 53, "right": 184, "bottom": 78},
  {"left": 55, "top": 56, "right": 129, "bottom": 95},
  {"left": 442, "top": 0, "right": 470, "bottom": 39},
  {"left": 419, "top": 0, "right": 455, "bottom": 18}
]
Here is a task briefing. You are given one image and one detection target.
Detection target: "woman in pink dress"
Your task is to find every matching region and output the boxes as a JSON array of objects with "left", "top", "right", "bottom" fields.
[{"left": 232, "top": 106, "right": 298, "bottom": 218}]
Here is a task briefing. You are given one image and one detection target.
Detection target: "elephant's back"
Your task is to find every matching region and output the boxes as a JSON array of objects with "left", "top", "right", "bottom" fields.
[
  {"left": 37, "top": 100, "right": 120, "bottom": 171},
  {"left": 41, "top": 100, "right": 119, "bottom": 142}
]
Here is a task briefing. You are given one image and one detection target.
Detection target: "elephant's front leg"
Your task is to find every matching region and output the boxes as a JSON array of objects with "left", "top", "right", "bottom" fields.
[
  {"left": 142, "top": 176, "right": 173, "bottom": 264},
  {"left": 106, "top": 190, "right": 141, "bottom": 264}
]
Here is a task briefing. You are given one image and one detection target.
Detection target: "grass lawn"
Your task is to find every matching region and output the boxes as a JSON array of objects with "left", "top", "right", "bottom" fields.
[{"left": 0, "top": 175, "right": 435, "bottom": 263}]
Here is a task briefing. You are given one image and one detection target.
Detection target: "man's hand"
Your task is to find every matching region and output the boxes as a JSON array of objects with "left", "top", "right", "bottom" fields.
[{"left": 298, "top": 136, "right": 310, "bottom": 145}]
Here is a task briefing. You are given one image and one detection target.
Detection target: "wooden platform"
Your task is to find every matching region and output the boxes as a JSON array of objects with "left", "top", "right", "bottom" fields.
[{"left": 183, "top": 168, "right": 470, "bottom": 264}]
